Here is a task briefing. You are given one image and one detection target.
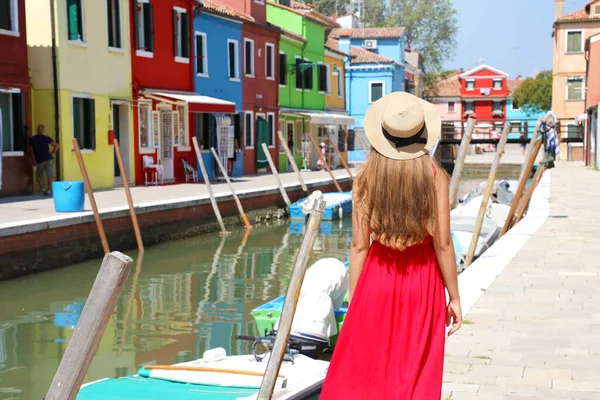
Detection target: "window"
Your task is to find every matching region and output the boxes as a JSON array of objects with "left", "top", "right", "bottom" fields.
[
  {"left": 447, "top": 101, "right": 455, "bottom": 113},
  {"left": 511, "top": 99, "right": 520, "bottom": 111},
  {"left": 267, "top": 112, "right": 275, "bottom": 146},
  {"left": 228, "top": 39, "right": 239, "bottom": 80},
  {"left": 279, "top": 52, "right": 287, "bottom": 86},
  {"left": 566, "top": 30, "right": 583, "bottom": 53},
  {"left": 134, "top": 1, "right": 154, "bottom": 53},
  {"left": 464, "top": 101, "right": 474, "bottom": 112},
  {"left": 466, "top": 80, "right": 475, "bottom": 90},
  {"left": 265, "top": 43, "right": 275, "bottom": 80},
  {"left": 337, "top": 69, "right": 343, "bottom": 97},
  {"left": 369, "top": 81, "right": 384, "bottom": 103},
  {"left": 303, "top": 58, "right": 313, "bottom": 90},
  {"left": 0, "top": 91, "right": 27, "bottom": 152},
  {"left": 492, "top": 101, "right": 503, "bottom": 112},
  {"left": 176, "top": 104, "right": 188, "bottom": 146},
  {"left": 511, "top": 122, "right": 521, "bottom": 133},
  {"left": 67, "top": 0, "right": 84, "bottom": 42},
  {"left": 493, "top": 79, "right": 502, "bottom": 90},
  {"left": 317, "top": 63, "right": 330, "bottom": 93},
  {"left": 244, "top": 38, "right": 255, "bottom": 77},
  {"left": 596, "top": 5, "right": 600, "bottom": 14},
  {"left": 295, "top": 57, "right": 303, "bottom": 90},
  {"left": 195, "top": 32, "right": 207, "bottom": 76},
  {"left": 244, "top": 111, "right": 254, "bottom": 147},
  {"left": 0, "top": 0, "right": 18, "bottom": 33},
  {"left": 138, "top": 102, "right": 152, "bottom": 149},
  {"left": 173, "top": 7, "right": 189, "bottom": 62},
  {"left": 107, "top": 0, "right": 121, "bottom": 48},
  {"left": 566, "top": 76, "right": 584, "bottom": 100},
  {"left": 195, "top": 113, "right": 211, "bottom": 150},
  {"left": 72, "top": 96, "right": 96, "bottom": 150}
]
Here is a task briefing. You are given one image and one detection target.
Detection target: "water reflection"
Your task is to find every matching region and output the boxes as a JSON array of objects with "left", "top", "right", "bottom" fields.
[{"left": 0, "top": 217, "right": 353, "bottom": 399}]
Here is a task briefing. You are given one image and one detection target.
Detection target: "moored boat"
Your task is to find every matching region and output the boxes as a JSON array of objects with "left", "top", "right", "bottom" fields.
[{"left": 289, "top": 192, "right": 353, "bottom": 221}]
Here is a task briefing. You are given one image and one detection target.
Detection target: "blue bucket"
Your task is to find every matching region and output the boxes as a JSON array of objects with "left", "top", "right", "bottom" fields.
[{"left": 52, "top": 181, "right": 85, "bottom": 212}]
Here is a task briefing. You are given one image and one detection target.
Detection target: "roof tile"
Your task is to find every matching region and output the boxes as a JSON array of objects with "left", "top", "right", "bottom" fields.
[
  {"left": 425, "top": 72, "right": 461, "bottom": 97},
  {"left": 556, "top": 4, "right": 600, "bottom": 22},
  {"left": 325, "top": 38, "right": 347, "bottom": 56},
  {"left": 349, "top": 46, "right": 396, "bottom": 65},
  {"left": 330, "top": 27, "right": 406, "bottom": 39},
  {"left": 201, "top": 0, "right": 254, "bottom": 22}
]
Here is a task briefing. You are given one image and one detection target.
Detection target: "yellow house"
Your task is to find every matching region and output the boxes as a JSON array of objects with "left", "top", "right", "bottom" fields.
[
  {"left": 552, "top": 0, "right": 600, "bottom": 160},
  {"left": 324, "top": 38, "right": 352, "bottom": 165},
  {"left": 26, "top": 0, "right": 134, "bottom": 189}
]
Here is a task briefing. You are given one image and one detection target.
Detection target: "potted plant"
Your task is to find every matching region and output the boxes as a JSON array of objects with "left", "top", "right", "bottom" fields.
[
  {"left": 463, "top": 110, "right": 475, "bottom": 118},
  {"left": 492, "top": 110, "right": 504, "bottom": 117}
]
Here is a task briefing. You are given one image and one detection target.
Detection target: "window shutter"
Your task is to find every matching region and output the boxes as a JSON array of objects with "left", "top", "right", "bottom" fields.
[
  {"left": 196, "top": 34, "right": 204, "bottom": 74},
  {"left": 152, "top": 110, "right": 160, "bottom": 148},
  {"left": 145, "top": 3, "right": 154, "bottom": 52},
  {"left": 295, "top": 59, "right": 302, "bottom": 89},
  {"left": 308, "top": 65, "right": 313, "bottom": 90},
  {"left": 0, "top": 0, "right": 11, "bottom": 31},
  {"left": 11, "top": 93, "right": 25, "bottom": 151},
  {"left": 228, "top": 41, "right": 235, "bottom": 78},
  {"left": 67, "top": 0, "right": 79, "bottom": 40},
  {"left": 182, "top": 13, "right": 190, "bottom": 58},
  {"left": 84, "top": 98, "right": 96, "bottom": 150},
  {"left": 73, "top": 98, "right": 82, "bottom": 146},
  {"left": 279, "top": 53, "right": 286, "bottom": 85},
  {"left": 107, "top": 0, "right": 113, "bottom": 46},
  {"left": 115, "top": 0, "right": 121, "bottom": 47},
  {"left": 173, "top": 110, "right": 180, "bottom": 146}
]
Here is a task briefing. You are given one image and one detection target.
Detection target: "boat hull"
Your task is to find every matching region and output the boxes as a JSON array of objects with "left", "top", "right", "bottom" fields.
[{"left": 289, "top": 192, "right": 353, "bottom": 221}]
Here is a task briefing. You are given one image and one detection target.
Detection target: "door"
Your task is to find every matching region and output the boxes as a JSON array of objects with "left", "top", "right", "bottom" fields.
[
  {"left": 112, "top": 104, "right": 120, "bottom": 177},
  {"left": 159, "top": 110, "right": 174, "bottom": 180},
  {"left": 256, "top": 115, "right": 269, "bottom": 169}
]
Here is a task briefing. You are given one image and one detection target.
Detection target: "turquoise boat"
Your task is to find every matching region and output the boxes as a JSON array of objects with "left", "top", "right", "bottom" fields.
[{"left": 289, "top": 192, "right": 352, "bottom": 221}]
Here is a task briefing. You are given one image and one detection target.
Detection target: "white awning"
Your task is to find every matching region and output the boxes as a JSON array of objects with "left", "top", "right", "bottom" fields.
[{"left": 141, "top": 89, "right": 236, "bottom": 113}]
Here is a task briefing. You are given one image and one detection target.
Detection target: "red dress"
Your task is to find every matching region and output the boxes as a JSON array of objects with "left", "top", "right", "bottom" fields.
[{"left": 319, "top": 236, "right": 446, "bottom": 400}]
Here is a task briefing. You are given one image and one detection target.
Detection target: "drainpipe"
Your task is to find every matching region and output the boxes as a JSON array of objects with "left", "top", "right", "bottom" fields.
[{"left": 50, "top": 0, "right": 61, "bottom": 181}]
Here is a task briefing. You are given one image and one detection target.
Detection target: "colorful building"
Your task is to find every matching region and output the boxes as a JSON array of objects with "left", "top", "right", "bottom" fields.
[
  {"left": 0, "top": 0, "right": 31, "bottom": 197},
  {"left": 26, "top": 0, "right": 134, "bottom": 189},
  {"left": 584, "top": 31, "right": 600, "bottom": 168},
  {"left": 506, "top": 78, "right": 545, "bottom": 139},
  {"left": 193, "top": 1, "right": 247, "bottom": 180},
  {"left": 552, "top": 0, "right": 600, "bottom": 160},
  {"left": 405, "top": 48, "right": 424, "bottom": 98}
]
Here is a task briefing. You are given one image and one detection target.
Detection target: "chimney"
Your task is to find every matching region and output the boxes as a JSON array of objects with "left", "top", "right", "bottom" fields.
[{"left": 555, "top": 0, "right": 565, "bottom": 21}]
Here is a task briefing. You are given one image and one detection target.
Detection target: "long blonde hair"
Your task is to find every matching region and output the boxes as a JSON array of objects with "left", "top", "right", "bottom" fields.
[{"left": 353, "top": 150, "right": 444, "bottom": 250}]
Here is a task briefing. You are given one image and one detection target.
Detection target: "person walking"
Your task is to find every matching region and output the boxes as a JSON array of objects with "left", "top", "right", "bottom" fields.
[
  {"left": 29, "top": 124, "right": 59, "bottom": 196},
  {"left": 319, "top": 92, "right": 462, "bottom": 400}
]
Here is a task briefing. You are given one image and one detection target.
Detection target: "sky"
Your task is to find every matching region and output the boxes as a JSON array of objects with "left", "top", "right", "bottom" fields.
[{"left": 444, "top": 0, "right": 589, "bottom": 78}]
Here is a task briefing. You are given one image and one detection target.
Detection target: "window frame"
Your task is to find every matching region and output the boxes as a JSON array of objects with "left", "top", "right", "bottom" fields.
[
  {"left": 176, "top": 103, "right": 189, "bottom": 149},
  {"left": 67, "top": 0, "right": 86, "bottom": 46},
  {"left": 195, "top": 31, "right": 208, "bottom": 77},
  {"left": 464, "top": 100, "right": 474, "bottom": 113},
  {"left": 244, "top": 38, "right": 255, "bottom": 78},
  {"left": 0, "top": 89, "right": 26, "bottom": 155},
  {"left": 303, "top": 57, "right": 312, "bottom": 92},
  {"left": 492, "top": 100, "right": 503, "bottom": 112},
  {"left": 465, "top": 79, "right": 475, "bottom": 91},
  {"left": 369, "top": 81, "right": 385, "bottom": 103},
  {"left": 279, "top": 51, "right": 287, "bottom": 87},
  {"left": 107, "top": 0, "right": 122, "bottom": 50},
  {"left": 0, "top": 0, "right": 19, "bottom": 36},
  {"left": 265, "top": 42, "right": 275, "bottom": 80},
  {"left": 493, "top": 79, "right": 503, "bottom": 90},
  {"left": 227, "top": 39, "right": 240, "bottom": 81},
  {"left": 244, "top": 110, "right": 254, "bottom": 148},
  {"left": 138, "top": 101, "right": 154, "bottom": 152},
  {"left": 267, "top": 112, "right": 275, "bottom": 147},
  {"left": 337, "top": 67, "right": 343, "bottom": 98},
  {"left": 71, "top": 93, "right": 96, "bottom": 152},
  {"left": 566, "top": 76, "right": 585, "bottom": 101},
  {"left": 447, "top": 101, "right": 456, "bottom": 113},
  {"left": 565, "top": 29, "right": 584, "bottom": 54},
  {"left": 135, "top": 0, "right": 154, "bottom": 58},
  {"left": 510, "top": 99, "right": 520, "bottom": 111},
  {"left": 295, "top": 56, "right": 303, "bottom": 91},
  {"left": 173, "top": 6, "right": 189, "bottom": 63}
]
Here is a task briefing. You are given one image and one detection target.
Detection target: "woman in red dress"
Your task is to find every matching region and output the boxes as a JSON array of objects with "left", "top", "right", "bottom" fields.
[{"left": 319, "top": 92, "right": 462, "bottom": 400}]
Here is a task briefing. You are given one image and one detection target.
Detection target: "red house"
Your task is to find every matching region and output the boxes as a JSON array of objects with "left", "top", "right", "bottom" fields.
[
  {"left": 129, "top": 0, "right": 235, "bottom": 185},
  {"left": 459, "top": 64, "right": 509, "bottom": 125},
  {"left": 0, "top": 0, "right": 32, "bottom": 197},
  {"left": 218, "top": 0, "right": 281, "bottom": 174}
]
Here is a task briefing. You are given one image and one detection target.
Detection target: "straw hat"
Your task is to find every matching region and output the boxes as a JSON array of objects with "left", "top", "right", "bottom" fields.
[{"left": 364, "top": 92, "right": 441, "bottom": 160}]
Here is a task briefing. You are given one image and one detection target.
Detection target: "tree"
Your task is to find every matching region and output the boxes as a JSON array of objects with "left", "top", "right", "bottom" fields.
[
  {"left": 303, "top": 0, "right": 351, "bottom": 16},
  {"left": 511, "top": 70, "right": 553, "bottom": 115},
  {"left": 386, "top": 0, "right": 458, "bottom": 93},
  {"left": 363, "top": 0, "right": 387, "bottom": 27}
]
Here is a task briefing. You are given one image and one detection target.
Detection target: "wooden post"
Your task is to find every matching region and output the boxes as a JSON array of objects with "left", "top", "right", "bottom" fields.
[
  {"left": 261, "top": 143, "right": 292, "bottom": 208},
  {"left": 513, "top": 164, "right": 546, "bottom": 226},
  {"left": 307, "top": 134, "right": 343, "bottom": 192},
  {"left": 210, "top": 147, "right": 251, "bottom": 229},
  {"left": 192, "top": 137, "right": 229, "bottom": 236},
  {"left": 499, "top": 138, "right": 544, "bottom": 237},
  {"left": 519, "top": 117, "right": 542, "bottom": 182},
  {"left": 276, "top": 130, "right": 309, "bottom": 196},
  {"left": 448, "top": 118, "right": 476, "bottom": 207},
  {"left": 257, "top": 197, "right": 326, "bottom": 400},
  {"left": 465, "top": 122, "right": 511, "bottom": 267},
  {"left": 356, "top": 133, "right": 370, "bottom": 155},
  {"left": 113, "top": 139, "right": 144, "bottom": 252},
  {"left": 46, "top": 252, "right": 133, "bottom": 400},
  {"left": 117, "top": 251, "right": 144, "bottom": 357},
  {"left": 328, "top": 137, "right": 353, "bottom": 181},
  {"left": 72, "top": 138, "right": 110, "bottom": 254}
]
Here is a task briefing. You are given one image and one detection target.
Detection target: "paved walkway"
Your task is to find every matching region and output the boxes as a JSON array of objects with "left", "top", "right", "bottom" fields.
[{"left": 442, "top": 162, "right": 600, "bottom": 399}]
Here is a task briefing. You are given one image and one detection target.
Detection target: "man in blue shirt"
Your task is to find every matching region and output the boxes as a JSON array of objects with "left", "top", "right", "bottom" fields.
[{"left": 29, "top": 124, "right": 59, "bottom": 195}]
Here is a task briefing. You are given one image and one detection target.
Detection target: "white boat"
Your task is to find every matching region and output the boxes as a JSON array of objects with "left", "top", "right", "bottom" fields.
[
  {"left": 451, "top": 215, "right": 501, "bottom": 269},
  {"left": 451, "top": 195, "right": 511, "bottom": 227}
]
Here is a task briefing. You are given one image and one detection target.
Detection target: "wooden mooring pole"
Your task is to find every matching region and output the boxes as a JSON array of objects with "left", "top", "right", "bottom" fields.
[
  {"left": 276, "top": 130, "right": 309, "bottom": 196},
  {"left": 307, "top": 134, "right": 343, "bottom": 192},
  {"left": 448, "top": 117, "right": 476, "bottom": 207},
  {"left": 73, "top": 138, "right": 110, "bottom": 254},
  {"left": 500, "top": 138, "right": 544, "bottom": 237},
  {"left": 520, "top": 117, "right": 542, "bottom": 182},
  {"left": 46, "top": 252, "right": 133, "bottom": 400},
  {"left": 192, "top": 137, "right": 230, "bottom": 236},
  {"left": 513, "top": 164, "right": 546, "bottom": 226},
  {"left": 328, "top": 137, "right": 354, "bottom": 181},
  {"left": 465, "top": 122, "right": 511, "bottom": 267},
  {"left": 257, "top": 196, "right": 326, "bottom": 400},
  {"left": 261, "top": 143, "right": 292, "bottom": 208},
  {"left": 113, "top": 138, "right": 144, "bottom": 252},
  {"left": 210, "top": 147, "right": 252, "bottom": 229}
]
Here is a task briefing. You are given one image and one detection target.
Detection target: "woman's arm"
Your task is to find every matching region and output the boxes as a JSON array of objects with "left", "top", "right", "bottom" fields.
[
  {"left": 432, "top": 171, "right": 462, "bottom": 335},
  {"left": 349, "top": 206, "right": 370, "bottom": 303}
]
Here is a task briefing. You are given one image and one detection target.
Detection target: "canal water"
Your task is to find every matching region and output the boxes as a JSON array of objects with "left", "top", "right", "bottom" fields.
[{"left": 0, "top": 179, "right": 486, "bottom": 399}]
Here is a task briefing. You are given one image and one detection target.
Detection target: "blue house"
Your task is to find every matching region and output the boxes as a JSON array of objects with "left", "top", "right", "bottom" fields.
[
  {"left": 329, "top": 28, "right": 406, "bottom": 131},
  {"left": 506, "top": 79, "right": 545, "bottom": 139},
  {"left": 194, "top": 3, "right": 246, "bottom": 178}
]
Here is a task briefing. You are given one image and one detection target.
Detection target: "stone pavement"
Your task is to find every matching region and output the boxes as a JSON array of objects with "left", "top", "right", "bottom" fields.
[{"left": 442, "top": 162, "right": 600, "bottom": 399}]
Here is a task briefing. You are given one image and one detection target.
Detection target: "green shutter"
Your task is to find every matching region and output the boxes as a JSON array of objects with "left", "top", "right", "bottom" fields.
[
  {"left": 295, "top": 58, "right": 302, "bottom": 89},
  {"left": 84, "top": 98, "right": 96, "bottom": 150},
  {"left": 67, "top": 0, "right": 79, "bottom": 40},
  {"left": 73, "top": 98, "right": 82, "bottom": 146},
  {"left": 567, "top": 31, "right": 582, "bottom": 53},
  {"left": 279, "top": 53, "right": 286, "bottom": 86},
  {"left": 182, "top": 13, "right": 189, "bottom": 58}
]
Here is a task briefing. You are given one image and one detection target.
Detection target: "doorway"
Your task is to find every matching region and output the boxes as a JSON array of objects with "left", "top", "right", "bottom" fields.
[
  {"left": 159, "top": 109, "right": 174, "bottom": 181},
  {"left": 256, "top": 114, "right": 268, "bottom": 170},
  {"left": 112, "top": 103, "right": 131, "bottom": 186}
]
